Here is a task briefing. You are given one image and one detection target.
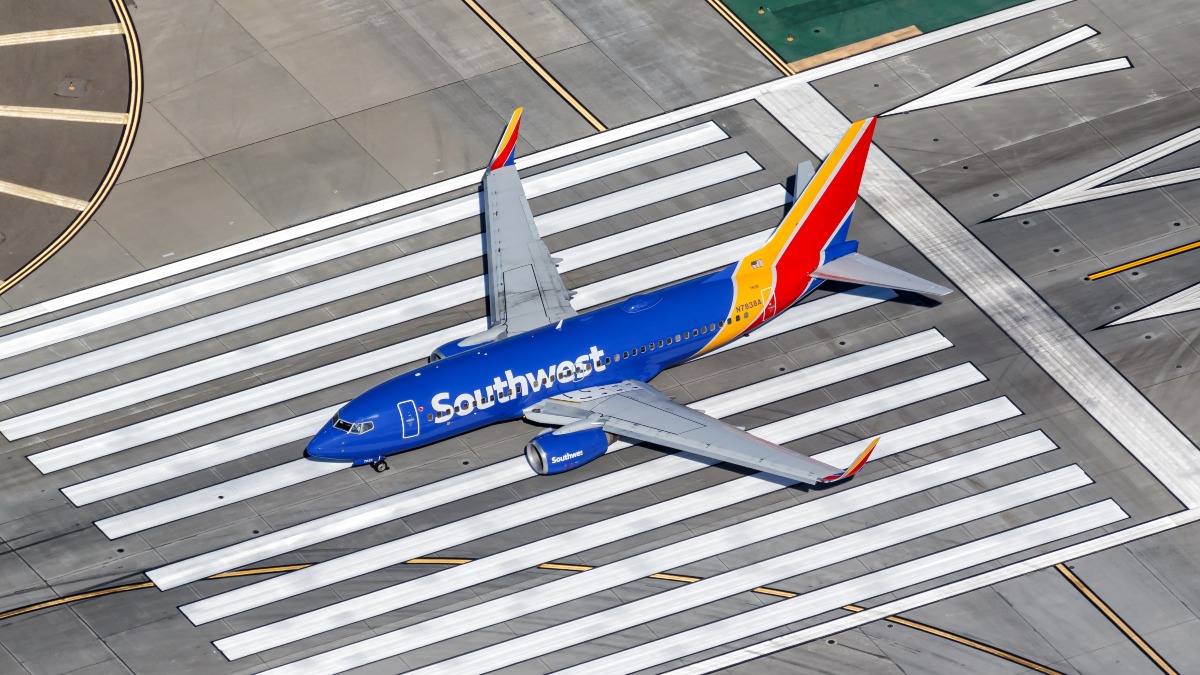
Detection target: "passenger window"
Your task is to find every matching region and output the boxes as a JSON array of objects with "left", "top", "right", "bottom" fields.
[
  {"left": 623, "top": 351, "right": 629, "bottom": 358},
  {"left": 614, "top": 353, "right": 621, "bottom": 362},
  {"left": 735, "top": 315, "right": 740, "bottom": 322},
  {"left": 658, "top": 340, "right": 663, "bottom": 348},
  {"left": 676, "top": 334, "right": 681, "bottom": 342},
  {"left": 726, "top": 318, "right": 733, "bottom": 325},
  {"left": 640, "top": 346, "right": 647, "bottom": 353},
  {"left": 605, "top": 357, "right": 611, "bottom": 364},
  {"left": 649, "top": 343, "right": 654, "bottom": 351},
  {"left": 666, "top": 337, "right": 672, "bottom": 345},
  {"left": 426, "top": 413, "right": 433, "bottom": 421},
  {"left": 700, "top": 325, "right": 707, "bottom": 335},
  {"left": 692, "top": 329, "right": 699, "bottom": 337}
]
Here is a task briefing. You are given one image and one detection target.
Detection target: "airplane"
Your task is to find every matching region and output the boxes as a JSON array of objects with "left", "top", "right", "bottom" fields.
[{"left": 304, "top": 109, "right": 950, "bottom": 486}]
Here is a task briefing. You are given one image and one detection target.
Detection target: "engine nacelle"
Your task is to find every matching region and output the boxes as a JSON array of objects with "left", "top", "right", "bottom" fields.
[
  {"left": 428, "top": 337, "right": 473, "bottom": 362},
  {"left": 525, "top": 427, "right": 613, "bottom": 475},
  {"left": 429, "top": 326, "right": 507, "bottom": 362}
]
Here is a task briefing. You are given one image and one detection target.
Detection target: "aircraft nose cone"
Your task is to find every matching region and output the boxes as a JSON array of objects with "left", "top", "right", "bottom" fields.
[{"left": 304, "top": 424, "right": 346, "bottom": 461}]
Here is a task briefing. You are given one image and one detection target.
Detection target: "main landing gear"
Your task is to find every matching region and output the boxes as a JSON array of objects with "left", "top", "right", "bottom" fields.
[{"left": 371, "top": 459, "right": 389, "bottom": 473}]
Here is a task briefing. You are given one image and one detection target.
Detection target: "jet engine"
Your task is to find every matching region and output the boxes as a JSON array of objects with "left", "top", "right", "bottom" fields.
[
  {"left": 428, "top": 326, "right": 507, "bottom": 362},
  {"left": 525, "top": 427, "right": 614, "bottom": 475}
]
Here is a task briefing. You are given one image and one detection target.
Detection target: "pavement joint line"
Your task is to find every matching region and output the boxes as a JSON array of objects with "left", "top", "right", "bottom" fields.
[
  {"left": 294, "top": 463, "right": 1090, "bottom": 675},
  {"left": 840, "top": 604, "right": 1065, "bottom": 675},
  {"left": 32, "top": 226, "right": 778, "bottom": 474},
  {"left": 883, "top": 25, "right": 1131, "bottom": 116},
  {"left": 0, "top": 0, "right": 142, "bottom": 296},
  {"left": 0, "top": 23, "right": 123, "bottom": 47},
  {"left": 213, "top": 370, "right": 1002, "bottom": 660},
  {"left": 58, "top": 289, "right": 888, "bottom": 509},
  {"left": 677, "top": 509, "right": 1200, "bottom": 674},
  {"left": 0, "top": 105, "right": 129, "bottom": 124},
  {"left": 0, "top": 558, "right": 1055, "bottom": 673},
  {"left": 0, "top": 0, "right": 1067, "bottom": 327},
  {"left": 0, "top": 122, "right": 726, "bottom": 360},
  {"left": 0, "top": 180, "right": 90, "bottom": 210},
  {"left": 1087, "top": 240, "right": 1200, "bottom": 280},
  {"left": 161, "top": 331, "right": 954, "bottom": 605},
  {"left": 549, "top": 501, "right": 1126, "bottom": 675},
  {"left": 1056, "top": 563, "right": 1180, "bottom": 675},
  {"left": 705, "top": 0, "right": 793, "bottom": 76},
  {"left": 1, "top": 156, "right": 765, "bottom": 439},
  {"left": 761, "top": 83, "right": 1200, "bottom": 508},
  {"left": 460, "top": 0, "right": 605, "bottom": 131}
]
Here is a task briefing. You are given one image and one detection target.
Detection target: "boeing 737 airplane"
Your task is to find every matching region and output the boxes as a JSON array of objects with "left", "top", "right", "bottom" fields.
[{"left": 304, "top": 110, "right": 950, "bottom": 485}]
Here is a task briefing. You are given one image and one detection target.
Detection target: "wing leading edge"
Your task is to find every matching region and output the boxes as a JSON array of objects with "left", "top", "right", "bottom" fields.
[
  {"left": 524, "top": 380, "right": 876, "bottom": 485},
  {"left": 480, "top": 108, "right": 577, "bottom": 340}
]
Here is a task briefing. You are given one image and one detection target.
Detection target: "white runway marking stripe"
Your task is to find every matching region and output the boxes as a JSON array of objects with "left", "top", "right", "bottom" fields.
[
  {"left": 215, "top": 396, "right": 1019, "bottom": 660},
  {"left": 885, "top": 26, "right": 1131, "bottom": 115},
  {"left": 29, "top": 226, "right": 783, "bottom": 473},
  {"left": 260, "top": 434, "right": 1065, "bottom": 674},
  {"left": 667, "top": 513, "right": 1200, "bottom": 675},
  {"left": 0, "top": 124, "right": 727, "bottom": 362},
  {"left": 1, "top": 161, "right": 766, "bottom": 438},
  {"left": 151, "top": 329, "right": 950, "bottom": 591},
  {"left": 560, "top": 501, "right": 1128, "bottom": 675},
  {"left": 182, "top": 372, "right": 982, "bottom": 628},
  {"left": 63, "top": 406, "right": 339, "bottom": 506},
  {"left": 28, "top": 233, "right": 758, "bottom": 472},
  {"left": 0, "top": 168, "right": 778, "bottom": 408}
]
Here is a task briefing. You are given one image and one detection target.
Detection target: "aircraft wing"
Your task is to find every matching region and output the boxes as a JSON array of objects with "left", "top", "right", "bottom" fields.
[
  {"left": 482, "top": 108, "right": 577, "bottom": 337},
  {"left": 523, "top": 380, "right": 874, "bottom": 485}
]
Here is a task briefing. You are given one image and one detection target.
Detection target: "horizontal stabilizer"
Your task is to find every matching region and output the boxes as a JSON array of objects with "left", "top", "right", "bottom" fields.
[
  {"left": 812, "top": 253, "right": 952, "bottom": 296},
  {"left": 791, "top": 161, "right": 815, "bottom": 201}
]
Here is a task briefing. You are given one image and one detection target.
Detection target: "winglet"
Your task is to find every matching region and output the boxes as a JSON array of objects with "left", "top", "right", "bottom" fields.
[
  {"left": 489, "top": 107, "right": 523, "bottom": 172},
  {"left": 819, "top": 436, "right": 879, "bottom": 484}
]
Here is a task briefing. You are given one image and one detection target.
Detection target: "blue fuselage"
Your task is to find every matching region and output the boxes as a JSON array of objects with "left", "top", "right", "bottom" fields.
[{"left": 305, "top": 263, "right": 820, "bottom": 466}]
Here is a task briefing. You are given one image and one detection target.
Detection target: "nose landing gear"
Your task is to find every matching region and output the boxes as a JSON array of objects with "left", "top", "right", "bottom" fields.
[{"left": 371, "top": 459, "right": 389, "bottom": 473}]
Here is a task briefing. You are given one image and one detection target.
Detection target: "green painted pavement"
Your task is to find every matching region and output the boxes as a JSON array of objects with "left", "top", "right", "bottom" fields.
[{"left": 723, "top": 0, "right": 1028, "bottom": 63}]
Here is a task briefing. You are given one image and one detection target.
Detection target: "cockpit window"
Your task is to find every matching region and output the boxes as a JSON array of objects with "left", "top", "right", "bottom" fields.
[{"left": 333, "top": 417, "right": 374, "bottom": 434}]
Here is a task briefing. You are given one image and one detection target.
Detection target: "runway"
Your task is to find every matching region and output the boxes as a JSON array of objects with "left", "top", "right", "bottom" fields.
[{"left": 2, "top": 0, "right": 1200, "bottom": 673}]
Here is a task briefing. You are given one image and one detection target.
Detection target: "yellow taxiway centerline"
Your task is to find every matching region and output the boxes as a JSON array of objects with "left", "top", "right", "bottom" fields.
[
  {"left": 1087, "top": 240, "right": 1200, "bottom": 280},
  {"left": 1057, "top": 563, "right": 1178, "bottom": 675},
  {"left": 461, "top": 0, "right": 605, "bottom": 132}
]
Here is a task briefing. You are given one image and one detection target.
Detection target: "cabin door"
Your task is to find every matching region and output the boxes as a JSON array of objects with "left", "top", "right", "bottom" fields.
[{"left": 397, "top": 400, "right": 420, "bottom": 439}]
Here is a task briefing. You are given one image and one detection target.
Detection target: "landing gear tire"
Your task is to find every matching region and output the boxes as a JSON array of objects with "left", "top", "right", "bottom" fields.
[{"left": 372, "top": 460, "right": 389, "bottom": 473}]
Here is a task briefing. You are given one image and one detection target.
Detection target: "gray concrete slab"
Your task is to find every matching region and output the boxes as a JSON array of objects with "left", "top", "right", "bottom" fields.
[
  {"left": 337, "top": 82, "right": 521, "bottom": 190},
  {"left": 466, "top": 63, "right": 597, "bottom": 150},
  {"left": 215, "top": 0, "right": 393, "bottom": 51},
  {"left": 129, "top": 0, "right": 264, "bottom": 104},
  {"left": 269, "top": 13, "right": 461, "bottom": 118},
  {"left": 484, "top": 0, "right": 589, "bottom": 58},
  {"left": 0, "top": 608, "right": 116, "bottom": 675},
  {"left": 540, "top": 43, "right": 663, "bottom": 129},
  {"left": 93, "top": 160, "right": 275, "bottom": 268},
  {"left": 397, "top": 0, "right": 522, "bottom": 80},
  {"left": 118, "top": 105, "right": 204, "bottom": 184},
  {"left": 206, "top": 121, "right": 402, "bottom": 229},
  {"left": 591, "top": 7, "right": 778, "bottom": 110},
  {"left": 154, "top": 51, "right": 332, "bottom": 156}
]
